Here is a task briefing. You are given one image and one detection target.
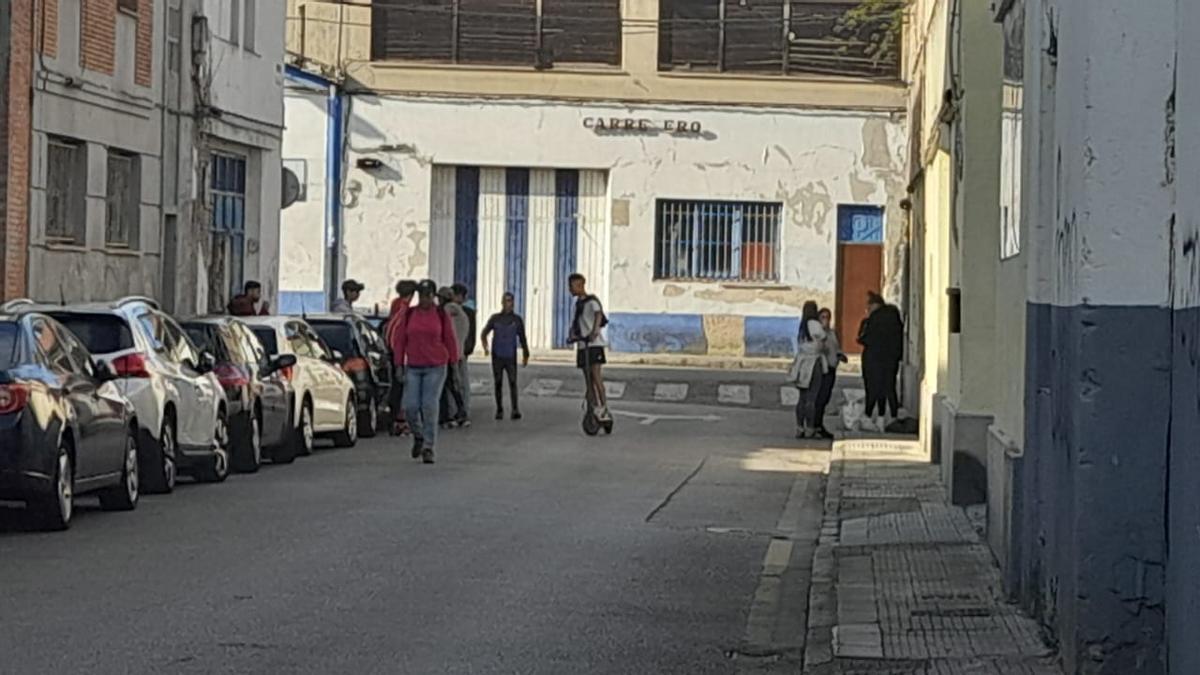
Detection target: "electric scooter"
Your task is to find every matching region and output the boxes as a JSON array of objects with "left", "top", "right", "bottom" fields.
[{"left": 574, "top": 340, "right": 614, "bottom": 436}]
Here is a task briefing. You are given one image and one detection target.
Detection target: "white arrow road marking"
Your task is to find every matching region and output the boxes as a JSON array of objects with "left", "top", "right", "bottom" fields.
[
  {"left": 611, "top": 410, "right": 722, "bottom": 426},
  {"left": 525, "top": 379, "right": 563, "bottom": 397}
]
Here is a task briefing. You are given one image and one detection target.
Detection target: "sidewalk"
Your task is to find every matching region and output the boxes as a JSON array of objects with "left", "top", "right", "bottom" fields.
[{"left": 804, "top": 440, "right": 1060, "bottom": 675}]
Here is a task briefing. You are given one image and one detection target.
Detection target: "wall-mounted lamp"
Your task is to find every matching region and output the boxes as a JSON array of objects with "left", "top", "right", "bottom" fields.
[{"left": 356, "top": 158, "right": 383, "bottom": 170}]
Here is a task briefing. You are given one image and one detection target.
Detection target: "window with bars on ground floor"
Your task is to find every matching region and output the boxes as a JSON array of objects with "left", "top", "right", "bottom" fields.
[{"left": 654, "top": 200, "right": 781, "bottom": 282}]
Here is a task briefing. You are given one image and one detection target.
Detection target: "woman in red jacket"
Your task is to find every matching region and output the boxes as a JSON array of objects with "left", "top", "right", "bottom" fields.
[{"left": 391, "top": 279, "right": 460, "bottom": 464}]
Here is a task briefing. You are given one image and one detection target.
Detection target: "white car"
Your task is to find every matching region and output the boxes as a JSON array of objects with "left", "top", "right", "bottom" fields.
[
  {"left": 4, "top": 298, "right": 231, "bottom": 492},
  {"left": 240, "top": 316, "right": 358, "bottom": 455}
]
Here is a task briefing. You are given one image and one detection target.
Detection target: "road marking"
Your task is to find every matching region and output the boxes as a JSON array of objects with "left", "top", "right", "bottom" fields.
[
  {"left": 780, "top": 386, "right": 799, "bottom": 407},
  {"left": 611, "top": 410, "right": 721, "bottom": 426},
  {"left": 654, "top": 383, "right": 689, "bottom": 401},
  {"left": 605, "top": 381, "right": 627, "bottom": 400},
  {"left": 718, "top": 384, "right": 752, "bottom": 405},
  {"left": 469, "top": 379, "right": 489, "bottom": 395},
  {"left": 525, "top": 379, "right": 563, "bottom": 397}
]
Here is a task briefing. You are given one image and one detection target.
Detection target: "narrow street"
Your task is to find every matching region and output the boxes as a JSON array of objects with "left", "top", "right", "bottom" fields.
[{"left": 0, "top": 397, "right": 827, "bottom": 675}]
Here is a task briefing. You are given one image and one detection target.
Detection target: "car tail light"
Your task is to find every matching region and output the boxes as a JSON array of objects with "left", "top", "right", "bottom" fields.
[
  {"left": 279, "top": 365, "right": 295, "bottom": 382},
  {"left": 0, "top": 384, "right": 29, "bottom": 414},
  {"left": 111, "top": 353, "right": 151, "bottom": 378},
  {"left": 341, "top": 357, "right": 369, "bottom": 375},
  {"left": 214, "top": 364, "right": 250, "bottom": 388}
]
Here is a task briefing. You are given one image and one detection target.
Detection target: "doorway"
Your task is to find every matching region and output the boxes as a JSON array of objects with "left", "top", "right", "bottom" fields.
[{"left": 835, "top": 205, "right": 885, "bottom": 354}]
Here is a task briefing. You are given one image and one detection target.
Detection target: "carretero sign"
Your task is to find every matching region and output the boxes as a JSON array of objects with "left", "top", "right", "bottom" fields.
[{"left": 583, "top": 116, "right": 704, "bottom": 135}]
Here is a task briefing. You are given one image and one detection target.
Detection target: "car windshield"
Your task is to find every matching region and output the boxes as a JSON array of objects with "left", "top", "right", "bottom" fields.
[
  {"left": 250, "top": 327, "right": 279, "bottom": 355},
  {"left": 309, "top": 322, "right": 355, "bottom": 357},
  {"left": 0, "top": 322, "right": 20, "bottom": 369},
  {"left": 50, "top": 314, "right": 134, "bottom": 355}
]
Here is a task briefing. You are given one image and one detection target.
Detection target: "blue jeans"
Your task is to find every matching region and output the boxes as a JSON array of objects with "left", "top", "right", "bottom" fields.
[{"left": 404, "top": 366, "right": 448, "bottom": 449}]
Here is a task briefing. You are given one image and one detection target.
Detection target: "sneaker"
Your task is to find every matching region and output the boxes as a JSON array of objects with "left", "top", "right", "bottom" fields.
[
  {"left": 795, "top": 427, "right": 805, "bottom": 439},
  {"left": 457, "top": 418, "right": 472, "bottom": 429},
  {"left": 422, "top": 448, "right": 435, "bottom": 464},
  {"left": 411, "top": 436, "right": 423, "bottom": 459},
  {"left": 816, "top": 428, "right": 835, "bottom": 440},
  {"left": 511, "top": 411, "right": 523, "bottom": 421},
  {"left": 495, "top": 410, "right": 504, "bottom": 421},
  {"left": 597, "top": 406, "right": 613, "bottom": 422}
]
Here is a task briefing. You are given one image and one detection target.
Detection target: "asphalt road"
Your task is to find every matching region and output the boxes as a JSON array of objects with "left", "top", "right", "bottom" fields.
[{"left": 0, "top": 396, "right": 828, "bottom": 675}]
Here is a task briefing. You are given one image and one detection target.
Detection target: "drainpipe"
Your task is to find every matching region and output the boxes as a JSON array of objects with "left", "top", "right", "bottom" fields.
[{"left": 324, "top": 86, "right": 345, "bottom": 308}]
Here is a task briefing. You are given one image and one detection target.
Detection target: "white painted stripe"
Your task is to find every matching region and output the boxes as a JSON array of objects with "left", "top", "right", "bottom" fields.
[
  {"left": 476, "top": 169, "right": 507, "bottom": 344},
  {"left": 525, "top": 379, "right": 563, "bottom": 397},
  {"left": 718, "top": 384, "right": 752, "bottom": 405},
  {"left": 526, "top": 169, "right": 557, "bottom": 350},
  {"left": 429, "top": 166, "right": 456, "bottom": 283},
  {"left": 762, "top": 538, "right": 794, "bottom": 576},
  {"left": 604, "top": 381, "right": 627, "bottom": 400},
  {"left": 654, "top": 383, "right": 689, "bottom": 401}
]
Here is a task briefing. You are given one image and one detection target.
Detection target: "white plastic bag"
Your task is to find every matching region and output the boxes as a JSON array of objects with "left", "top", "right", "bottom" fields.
[{"left": 840, "top": 388, "right": 866, "bottom": 431}]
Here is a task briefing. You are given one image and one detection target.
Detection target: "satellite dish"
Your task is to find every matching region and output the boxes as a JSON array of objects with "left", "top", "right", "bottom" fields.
[{"left": 282, "top": 167, "right": 301, "bottom": 209}]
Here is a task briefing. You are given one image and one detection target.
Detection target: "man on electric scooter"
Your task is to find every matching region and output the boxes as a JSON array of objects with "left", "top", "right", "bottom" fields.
[{"left": 568, "top": 273, "right": 612, "bottom": 423}]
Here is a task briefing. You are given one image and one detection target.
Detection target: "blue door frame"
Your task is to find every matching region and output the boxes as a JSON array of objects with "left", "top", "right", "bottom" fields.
[{"left": 553, "top": 170, "right": 579, "bottom": 348}]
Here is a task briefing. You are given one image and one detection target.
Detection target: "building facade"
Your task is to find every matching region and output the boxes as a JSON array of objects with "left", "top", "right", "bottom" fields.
[
  {"left": 0, "top": 0, "right": 283, "bottom": 314},
  {"left": 283, "top": 0, "right": 908, "bottom": 357}
]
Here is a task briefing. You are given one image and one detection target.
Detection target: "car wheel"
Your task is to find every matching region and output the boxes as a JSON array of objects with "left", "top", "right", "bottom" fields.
[
  {"left": 31, "top": 444, "right": 73, "bottom": 531},
  {"left": 196, "top": 410, "right": 231, "bottom": 483},
  {"left": 233, "top": 410, "right": 263, "bottom": 474},
  {"left": 358, "top": 395, "right": 378, "bottom": 439},
  {"left": 142, "top": 417, "right": 177, "bottom": 495},
  {"left": 294, "top": 399, "right": 315, "bottom": 456},
  {"left": 99, "top": 427, "right": 139, "bottom": 511},
  {"left": 333, "top": 395, "right": 358, "bottom": 448}
]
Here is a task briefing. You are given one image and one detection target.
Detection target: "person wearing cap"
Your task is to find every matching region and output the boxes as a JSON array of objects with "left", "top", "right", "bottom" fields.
[
  {"left": 332, "top": 279, "right": 365, "bottom": 314},
  {"left": 391, "top": 280, "right": 460, "bottom": 464}
]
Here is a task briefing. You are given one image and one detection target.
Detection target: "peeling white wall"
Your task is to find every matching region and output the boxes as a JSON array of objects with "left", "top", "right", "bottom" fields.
[
  {"left": 336, "top": 95, "right": 907, "bottom": 316},
  {"left": 280, "top": 88, "right": 329, "bottom": 294}
]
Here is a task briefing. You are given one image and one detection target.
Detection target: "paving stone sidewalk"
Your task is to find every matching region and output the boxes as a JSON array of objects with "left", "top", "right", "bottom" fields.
[{"left": 803, "top": 440, "right": 1061, "bottom": 675}]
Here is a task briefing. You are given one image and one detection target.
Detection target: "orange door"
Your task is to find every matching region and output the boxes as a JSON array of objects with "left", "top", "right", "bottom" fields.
[{"left": 836, "top": 243, "right": 883, "bottom": 354}]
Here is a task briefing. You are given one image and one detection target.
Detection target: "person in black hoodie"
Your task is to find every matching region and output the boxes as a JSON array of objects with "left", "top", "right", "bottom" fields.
[{"left": 858, "top": 291, "right": 905, "bottom": 432}]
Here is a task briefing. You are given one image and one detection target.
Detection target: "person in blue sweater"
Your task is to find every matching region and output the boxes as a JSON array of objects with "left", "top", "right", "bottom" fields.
[{"left": 481, "top": 293, "right": 531, "bottom": 420}]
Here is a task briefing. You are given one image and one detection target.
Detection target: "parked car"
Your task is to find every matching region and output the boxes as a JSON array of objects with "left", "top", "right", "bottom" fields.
[
  {"left": 305, "top": 313, "right": 392, "bottom": 437},
  {"left": 181, "top": 317, "right": 298, "bottom": 470},
  {"left": 239, "top": 316, "right": 358, "bottom": 454},
  {"left": 2, "top": 298, "right": 230, "bottom": 491},
  {"left": 0, "top": 312, "right": 140, "bottom": 530}
]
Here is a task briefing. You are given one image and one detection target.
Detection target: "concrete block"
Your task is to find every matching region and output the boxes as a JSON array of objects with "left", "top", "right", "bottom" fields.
[
  {"left": 653, "top": 383, "right": 688, "bottom": 401},
  {"left": 717, "top": 384, "right": 751, "bottom": 405}
]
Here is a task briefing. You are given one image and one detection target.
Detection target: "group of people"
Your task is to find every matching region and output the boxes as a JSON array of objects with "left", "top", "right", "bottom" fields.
[{"left": 791, "top": 291, "right": 904, "bottom": 439}]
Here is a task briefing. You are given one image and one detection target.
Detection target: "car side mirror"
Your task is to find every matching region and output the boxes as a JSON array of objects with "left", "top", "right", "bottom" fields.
[
  {"left": 195, "top": 351, "right": 216, "bottom": 374},
  {"left": 94, "top": 360, "right": 116, "bottom": 383},
  {"left": 264, "top": 353, "right": 297, "bottom": 376}
]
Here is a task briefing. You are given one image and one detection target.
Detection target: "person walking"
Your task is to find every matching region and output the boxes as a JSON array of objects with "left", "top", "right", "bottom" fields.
[
  {"left": 858, "top": 291, "right": 905, "bottom": 432},
  {"left": 331, "top": 279, "right": 365, "bottom": 314},
  {"left": 481, "top": 292, "right": 530, "bottom": 420},
  {"left": 437, "top": 286, "right": 471, "bottom": 428},
  {"left": 391, "top": 280, "right": 459, "bottom": 464},
  {"left": 385, "top": 280, "right": 417, "bottom": 435},
  {"left": 228, "top": 281, "right": 270, "bottom": 316},
  {"left": 814, "top": 307, "right": 848, "bottom": 439},
  {"left": 790, "top": 301, "right": 828, "bottom": 439},
  {"left": 453, "top": 283, "right": 477, "bottom": 424}
]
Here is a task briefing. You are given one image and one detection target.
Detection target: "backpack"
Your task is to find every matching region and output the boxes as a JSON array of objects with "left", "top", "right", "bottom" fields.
[{"left": 572, "top": 295, "right": 609, "bottom": 342}]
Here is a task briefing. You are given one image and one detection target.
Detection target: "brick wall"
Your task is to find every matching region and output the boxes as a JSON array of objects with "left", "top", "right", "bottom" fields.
[
  {"left": 80, "top": 0, "right": 116, "bottom": 75},
  {"left": 2, "top": 0, "right": 33, "bottom": 300},
  {"left": 36, "top": 0, "right": 58, "bottom": 57},
  {"left": 134, "top": 0, "right": 152, "bottom": 87}
]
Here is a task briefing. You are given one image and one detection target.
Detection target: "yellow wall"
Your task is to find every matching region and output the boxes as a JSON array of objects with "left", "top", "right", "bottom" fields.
[{"left": 286, "top": 0, "right": 906, "bottom": 111}]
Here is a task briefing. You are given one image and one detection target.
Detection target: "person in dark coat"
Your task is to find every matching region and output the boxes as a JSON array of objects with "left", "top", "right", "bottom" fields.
[
  {"left": 481, "top": 292, "right": 530, "bottom": 420},
  {"left": 857, "top": 291, "right": 904, "bottom": 432}
]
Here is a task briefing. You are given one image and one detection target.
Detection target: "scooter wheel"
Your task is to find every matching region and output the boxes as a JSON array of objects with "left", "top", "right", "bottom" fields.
[{"left": 582, "top": 414, "right": 602, "bottom": 436}]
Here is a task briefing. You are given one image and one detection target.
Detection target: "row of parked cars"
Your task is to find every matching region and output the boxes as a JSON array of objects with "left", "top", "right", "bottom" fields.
[{"left": 0, "top": 297, "right": 396, "bottom": 531}]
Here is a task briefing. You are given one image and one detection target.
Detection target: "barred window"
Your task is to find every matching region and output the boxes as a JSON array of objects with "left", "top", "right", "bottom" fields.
[
  {"left": 654, "top": 200, "right": 781, "bottom": 282},
  {"left": 45, "top": 139, "right": 88, "bottom": 245},
  {"left": 104, "top": 150, "right": 141, "bottom": 249},
  {"left": 371, "top": 0, "right": 621, "bottom": 67},
  {"left": 658, "top": 0, "right": 901, "bottom": 80}
]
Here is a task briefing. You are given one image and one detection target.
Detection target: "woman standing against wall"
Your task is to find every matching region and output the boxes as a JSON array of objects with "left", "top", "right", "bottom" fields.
[{"left": 791, "top": 301, "right": 828, "bottom": 439}]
